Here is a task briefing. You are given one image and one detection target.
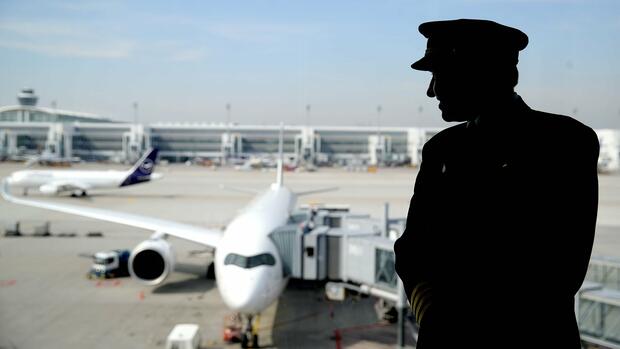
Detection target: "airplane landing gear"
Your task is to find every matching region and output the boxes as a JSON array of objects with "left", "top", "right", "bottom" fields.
[
  {"left": 71, "top": 190, "right": 88, "bottom": 197},
  {"left": 223, "top": 313, "right": 260, "bottom": 347},
  {"left": 206, "top": 262, "right": 216, "bottom": 279},
  {"left": 241, "top": 314, "right": 260, "bottom": 348}
]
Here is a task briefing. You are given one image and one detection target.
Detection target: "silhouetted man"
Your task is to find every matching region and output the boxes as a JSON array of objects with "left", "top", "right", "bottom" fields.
[{"left": 394, "top": 19, "right": 599, "bottom": 348}]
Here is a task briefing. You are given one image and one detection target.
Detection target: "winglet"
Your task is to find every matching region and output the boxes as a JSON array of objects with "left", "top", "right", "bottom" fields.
[
  {"left": 276, "top": 123, "right": 284, "bottom": 187},
  {"left": 120, "top": 148, "right": 158, "bottom": 187}
]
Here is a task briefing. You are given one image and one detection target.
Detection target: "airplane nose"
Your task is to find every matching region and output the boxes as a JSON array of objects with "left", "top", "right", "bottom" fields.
[
  {"left": 221, "top": 275, "right": 259, "bottom": 311},
  {"left": 227, "top": 289, "right": 255, "bottom": 312},
  {"left": 219, "top": 268, "right": 273, "bottom": 313}
]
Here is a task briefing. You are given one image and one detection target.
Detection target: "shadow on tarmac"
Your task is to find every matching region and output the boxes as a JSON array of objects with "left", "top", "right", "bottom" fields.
[
  {"left": 152, "top": 277, "right": 215, "bottom": 294},
  {"left": 152, "top": 262, "right": 214, "bottom": 294}
]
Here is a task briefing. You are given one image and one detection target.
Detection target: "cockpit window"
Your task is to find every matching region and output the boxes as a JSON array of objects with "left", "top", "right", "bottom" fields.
[{"left": 224, "top": 253, "right": 276, "bottom": 269}]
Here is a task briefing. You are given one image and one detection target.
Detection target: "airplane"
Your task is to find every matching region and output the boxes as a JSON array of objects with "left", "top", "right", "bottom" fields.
[
  {"left": 22, "top": 149, "right": 81, "bottom": 167},
  {"left": 5, "top": 148, "right": 162, "bottom": 197},
  {"left": 1, "top": 128, "right": 337, "bottom": 348}
]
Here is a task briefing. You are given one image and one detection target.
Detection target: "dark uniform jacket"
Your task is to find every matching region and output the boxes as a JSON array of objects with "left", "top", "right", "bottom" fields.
[{"left": 394, "top": 95, "right": 599, "bottom": 348}]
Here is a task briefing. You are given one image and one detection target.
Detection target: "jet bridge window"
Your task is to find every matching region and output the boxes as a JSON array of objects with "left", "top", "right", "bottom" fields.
[
  {"left": 375, "top": 248, "right": 397, "bottom": 288},
  {"left": 224, "top": 253, "right": 276, "bottom": 269}
]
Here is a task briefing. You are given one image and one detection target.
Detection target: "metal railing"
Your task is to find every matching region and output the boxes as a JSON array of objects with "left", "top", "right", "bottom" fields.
[{"left": 578, "top": 256, "right": 620, "bottom": 349}]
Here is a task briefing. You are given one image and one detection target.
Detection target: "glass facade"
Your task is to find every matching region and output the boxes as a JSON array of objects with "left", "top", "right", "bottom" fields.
[{"left": 0, "top": 110, "right": 21, "bottom": 122}]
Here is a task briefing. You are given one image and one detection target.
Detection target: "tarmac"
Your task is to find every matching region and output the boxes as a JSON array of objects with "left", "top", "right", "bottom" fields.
[{"left": 0, "top": 162, "right": 618, "bottom": 349}]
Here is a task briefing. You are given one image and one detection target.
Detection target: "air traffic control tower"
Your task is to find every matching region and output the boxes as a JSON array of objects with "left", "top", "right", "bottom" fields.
[
  {"left": 0, "top": 88, "right": 123, "bottom": 161},
  {"left": 16, "top": 88, "right": 38, "bottom": 107}
]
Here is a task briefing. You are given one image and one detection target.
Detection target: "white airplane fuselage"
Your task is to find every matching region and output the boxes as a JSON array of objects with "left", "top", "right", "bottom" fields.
[
  {"left": 6, "top": 148, "right": 161, "bottom": 195},
  {"left": 7, "top": 170, "right": 128, "bottom": 189},
  {"left": 214, "top": 183, "right": 296, "bottom": 314}
]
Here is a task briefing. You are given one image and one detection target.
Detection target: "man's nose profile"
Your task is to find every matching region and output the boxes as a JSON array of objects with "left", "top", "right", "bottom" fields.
[
  {"left": 426, "top": 77, "right": 435, "bottom": 98},
  {"left": 394, "top": 19, "right": 599, "bottom": 348}
]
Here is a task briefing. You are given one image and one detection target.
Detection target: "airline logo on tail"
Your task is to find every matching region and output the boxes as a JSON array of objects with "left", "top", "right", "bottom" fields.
[
  {"left": 120, "top": 148, "right": 159, "bottom": 187},
  {"left": 140, "top": 158, "right": 154, "bottom": 174}
]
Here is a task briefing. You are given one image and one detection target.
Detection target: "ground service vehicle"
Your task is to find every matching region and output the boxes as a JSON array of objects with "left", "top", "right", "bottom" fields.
[
  {"left": 88, "top": 249, "right": 130, "bottom": 279},
  {"left": 166, "top": 324, "right": 201, "bottom": 349}
]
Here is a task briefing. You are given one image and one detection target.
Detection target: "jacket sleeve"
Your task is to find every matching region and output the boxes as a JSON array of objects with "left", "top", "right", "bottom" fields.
[
  {"left": 548, "top": 125, "right": 599, "bottom": 296},
  {"left": 394, "top": 140, "right": 439, "bottom": 325}
]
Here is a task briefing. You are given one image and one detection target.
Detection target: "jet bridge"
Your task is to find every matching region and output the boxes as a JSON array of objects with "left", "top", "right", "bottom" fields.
[
  {"left": 269, "top": 205, "right": 410, "bottom": 348},
  {"left": 269, "top": 205, "right": 403, "bottom": 298}
]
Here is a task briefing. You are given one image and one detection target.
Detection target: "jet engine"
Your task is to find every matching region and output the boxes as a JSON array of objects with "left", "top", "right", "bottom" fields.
[{"left": 129, "top": 238, "right": 175, "bottom": 285}]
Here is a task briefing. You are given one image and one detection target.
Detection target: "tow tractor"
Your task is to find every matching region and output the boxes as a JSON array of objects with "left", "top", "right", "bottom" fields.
[{"left": 87, "top": 249, "right": 131, "bottom": 279}]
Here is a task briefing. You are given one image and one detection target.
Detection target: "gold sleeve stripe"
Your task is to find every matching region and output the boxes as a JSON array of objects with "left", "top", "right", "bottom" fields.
[
  {"left": 410, "top": 282, "right": 431, "bottom": 309},
  {"left": 416, "top": 300, "right": 433, "bottom": 325},
  {"left": 414, "top": 292, "right": 432, "bottom": 319},
  {"left": 412, "top": 286, "right": 432, "bottom": 314},
  {"left": 410, "top": 281, "right": 430, "bottom": 304},
  {"left": 411, "top": 281, "right": 429, "bottom": 296}
]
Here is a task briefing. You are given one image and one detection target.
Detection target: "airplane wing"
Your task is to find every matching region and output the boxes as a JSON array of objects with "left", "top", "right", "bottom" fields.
[
  {"left": 2, "top": 179, "right": 222, "bottom": 248},
  {"left": 295, "top": 186, "right": 339, "bottom": 196},
  {"left": 40, "top": 181, "right": 91, "bottom": 194},
  {"left": 219, "top": 184, "right": 260, "bottom": 195}
]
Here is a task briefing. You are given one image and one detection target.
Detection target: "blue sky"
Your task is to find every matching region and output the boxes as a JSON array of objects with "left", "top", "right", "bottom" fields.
[{"left": 0, "top": 0, "right": 618, "bottom": 128}]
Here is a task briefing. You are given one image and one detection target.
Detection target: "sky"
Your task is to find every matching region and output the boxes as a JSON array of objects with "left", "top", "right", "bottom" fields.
[{"left": 0, "top": 0, "right": 618, "bottom": 128}]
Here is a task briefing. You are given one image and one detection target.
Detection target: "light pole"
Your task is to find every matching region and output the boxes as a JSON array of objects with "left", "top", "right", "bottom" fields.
[
  {"left": 226, "top": 103, "right": 231, "bottom": 126},
  {"left": 377, "top": 105, "right": 383, "bottom": 166},
  {"left": 132, "top": 102, "right": 139, "bottom": 125},
  {"left": 377, "top": 105, "right": 382, "bottom": 137},
  {"left": 225, "top": 103, "right": 232, "bottom": 165},
  {"left": 305, "top": 104, "right": 311, "bottom": 126}
]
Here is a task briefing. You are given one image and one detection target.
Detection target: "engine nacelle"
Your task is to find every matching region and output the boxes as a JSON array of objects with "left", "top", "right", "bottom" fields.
[{"left": 129, "top": 239, "right": 175, "bottom": 285}]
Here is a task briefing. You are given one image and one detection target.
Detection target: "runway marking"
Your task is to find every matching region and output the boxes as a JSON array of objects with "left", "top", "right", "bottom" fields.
[
  {"left": 94, "top": 280, "right": 122, "bottom": 287},
  {"left": 0, "top": 279, "right": 16, "bottom": 287}
]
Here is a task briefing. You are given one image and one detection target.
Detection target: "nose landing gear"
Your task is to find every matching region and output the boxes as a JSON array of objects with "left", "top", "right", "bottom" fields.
[
  {"left": 241, "top": 314, "right": 260, "bottom": 348},
  {"left": 70, "top": 190, "right": 87, "bottom": 197},
  {"left": 223, "top": 313, "right": 261, "bottom": 348}
]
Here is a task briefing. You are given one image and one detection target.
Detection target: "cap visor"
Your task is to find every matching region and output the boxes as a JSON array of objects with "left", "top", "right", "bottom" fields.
[{"left": 411, "top": 56, "right": 432, "bottom": 71}]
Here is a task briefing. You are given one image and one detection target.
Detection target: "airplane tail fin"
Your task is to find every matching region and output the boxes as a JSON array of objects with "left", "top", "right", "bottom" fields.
[
  {"left": 275, "top": 123, "right": 284, "bottom": 187},
  {"left": 120, "top": 148, "right": 159, "bottom": 187},
  {"left": 24, "top": 156, "right": 39, "bottom": 168}
]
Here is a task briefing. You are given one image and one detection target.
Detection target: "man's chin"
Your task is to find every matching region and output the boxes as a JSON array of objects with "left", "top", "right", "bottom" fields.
[{"left": 440, "top": 109, "right": 475, "bottom": 123}]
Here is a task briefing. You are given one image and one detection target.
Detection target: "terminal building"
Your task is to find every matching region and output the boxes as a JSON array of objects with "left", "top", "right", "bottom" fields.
[
  {"left": 0, "top": 89, "right": 443, "bottom": 166},
  {"left": 0, "top": 88, "right": 618, "bottom": 171}
]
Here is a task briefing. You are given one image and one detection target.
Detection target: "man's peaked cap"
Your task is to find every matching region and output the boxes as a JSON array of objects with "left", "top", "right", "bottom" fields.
[{"left": 411, "top": 19, "right": 529, "bottom": 71}]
